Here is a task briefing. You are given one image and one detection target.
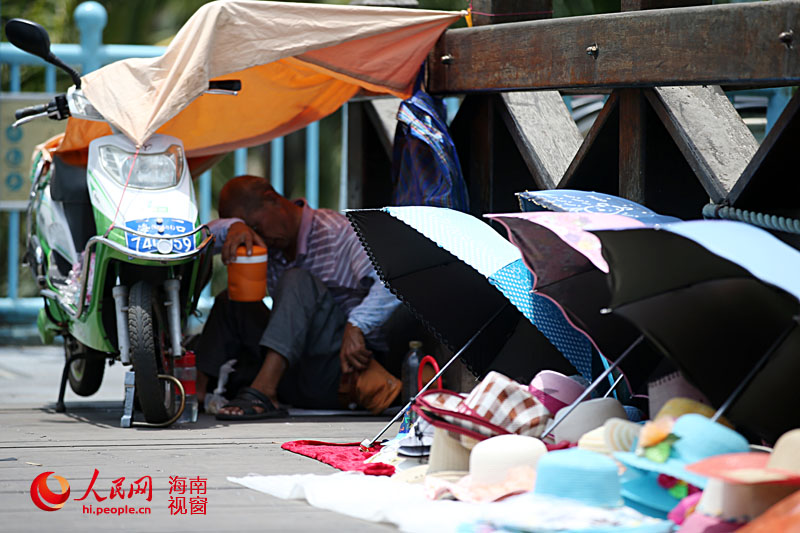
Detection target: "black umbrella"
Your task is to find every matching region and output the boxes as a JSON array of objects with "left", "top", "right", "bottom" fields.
[
  {"left": 348, "top": 206, "right": 600, "bottom": 449},
  {"left": 592, "top": 219, "right": 800, "bottom": 443},
  {"left": 347, "top": 207, "right": 587, "bottom": 383}
]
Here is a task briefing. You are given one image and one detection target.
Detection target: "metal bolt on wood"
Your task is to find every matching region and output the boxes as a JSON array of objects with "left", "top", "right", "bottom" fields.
[
  {"left": 586, "top": 43, "right": 599, "bottom": 58},
  {"left": 441, "top": 54, "right": 454, "bottom": 65},
  {"left": 779, "top": 30, "right": 794, "bottom": 48}
]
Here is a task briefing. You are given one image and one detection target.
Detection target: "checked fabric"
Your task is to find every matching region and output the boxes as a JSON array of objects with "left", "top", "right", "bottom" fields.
[
  {"left": 413, "top": 372, "right": 552, "bottom": 446},
  {"left": 459, "top": 372, "right": 551, "bottom": 438}
]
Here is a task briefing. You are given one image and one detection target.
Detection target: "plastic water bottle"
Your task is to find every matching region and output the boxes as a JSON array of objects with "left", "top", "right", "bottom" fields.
[
  {"left": 401, "top": 341, "right": 423, "bottom": 404},
  {"left": 174, "top": 350, "right": 198, "bottom": 423}
]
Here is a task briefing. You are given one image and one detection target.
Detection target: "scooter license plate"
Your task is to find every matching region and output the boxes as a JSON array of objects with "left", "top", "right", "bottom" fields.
[{"left": 125, "top": 218, "right": 196, "bottom": 254}]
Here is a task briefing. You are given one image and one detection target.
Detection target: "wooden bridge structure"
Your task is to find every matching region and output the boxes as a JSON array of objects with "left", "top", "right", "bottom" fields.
[{"left": 346, "top": 0, "right": 800, "bottom": 243}]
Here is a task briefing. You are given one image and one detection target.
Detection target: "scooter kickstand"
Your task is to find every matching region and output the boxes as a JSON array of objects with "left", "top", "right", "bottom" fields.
[
  {"left": 56, "top": 353, "right": 86, "bottom": 413},
  {"left": 121, "top": 371, "right": 136, "bottom": 428}
]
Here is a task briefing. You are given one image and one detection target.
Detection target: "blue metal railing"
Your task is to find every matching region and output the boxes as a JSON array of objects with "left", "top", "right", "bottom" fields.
[{"left": 0, "top": 1, "right": 324, "bottom": 324}]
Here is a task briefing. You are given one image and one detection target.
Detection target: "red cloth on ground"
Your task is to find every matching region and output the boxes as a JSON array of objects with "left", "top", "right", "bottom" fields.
[{"left": 281, "top": 440, "right": 396, "bottom": 476}]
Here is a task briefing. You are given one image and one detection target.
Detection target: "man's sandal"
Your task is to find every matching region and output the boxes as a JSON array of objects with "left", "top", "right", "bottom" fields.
[{"left": 215, "top": 387, "right": 288, "bottom": 421}]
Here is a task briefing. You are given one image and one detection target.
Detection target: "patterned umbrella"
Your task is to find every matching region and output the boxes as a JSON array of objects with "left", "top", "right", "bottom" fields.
[
  {"left": 487, "top": 211, "right": 665, "bottom": 393},
  {"left": 592, "top": 219, "right": 800, "bottom": 443},
  {"left": 346, "top": 206, "right": 595, "bottom": 383},
  {"left": 518, "top": 189, "right": 680, "bottom": 225}
]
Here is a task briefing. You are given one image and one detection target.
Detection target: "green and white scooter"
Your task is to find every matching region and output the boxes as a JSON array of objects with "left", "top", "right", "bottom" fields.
[{"left": 7, "top": 19, "right": 220, "bottom": 424}]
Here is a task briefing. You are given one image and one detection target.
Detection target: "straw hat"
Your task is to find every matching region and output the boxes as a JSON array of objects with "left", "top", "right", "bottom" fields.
[
  {"left": 692, "top": 478, "right": 798, "bottom": 523},
  {"left": 426, "top": 426, "right": 472, "bottom": 475},
  {"left": 425, "top": 434, "right": 547, "bottom": 503},
  {"left": 655, "top": 397, "right": 733, "bottom": 429},
  {"left": 550, "top": 397, "right": 627, "bottom": 444},
  {"left": 578, "top": 417, "right": 642, "bottom": 456},
  {"left": 686, "top": 429, "right": 800, "bottom": 485}
]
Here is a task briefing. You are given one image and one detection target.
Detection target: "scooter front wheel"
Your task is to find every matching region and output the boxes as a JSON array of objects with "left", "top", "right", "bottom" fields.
[{"left": 128, "top": 280, "right": 171, "bottom": 424}]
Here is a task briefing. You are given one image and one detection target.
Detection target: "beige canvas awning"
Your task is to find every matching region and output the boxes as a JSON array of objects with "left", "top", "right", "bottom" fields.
[{"left": 55, "top": 0, "right": 462, "bottom": 167}]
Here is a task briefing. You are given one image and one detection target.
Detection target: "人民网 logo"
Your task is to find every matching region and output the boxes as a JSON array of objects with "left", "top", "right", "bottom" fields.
[{"left": 30, "top": 472, "right": 71, "bottom": 511}]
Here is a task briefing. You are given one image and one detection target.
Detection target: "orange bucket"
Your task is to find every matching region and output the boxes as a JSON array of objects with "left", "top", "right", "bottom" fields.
[{"left": 227, "top": 245, "right": 268, "bottom": 302}]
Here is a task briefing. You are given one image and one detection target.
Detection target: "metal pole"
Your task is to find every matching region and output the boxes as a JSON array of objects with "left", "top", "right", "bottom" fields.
[
  {"left": 7, "top": 211, "right": 19, "bottom": 300},
  {"left": 10, "top": 64, "right": 20, "bottom": 91},
  {"left": 45, "top": 65, "right": 56, "bottom": 93},
  {"left": 360, "top": 303, "right": 510, "bottom": 450},
  {"left": 603, "top": 373, "right": 625, "bottom": 399},
  {"left": 541, "top": 335, "right": 644, "bottom": 439},
  {"left": 234, "top": 148, "right": 248, "bottom": 176},
  {"left": 75, "top": 1, "right": 107, "bottom": 74},
  {"left": 198, "top": 171, "right": 211, "bottom": 224},
  {"left": 270, "top": 137, "right": 284, "bottom": 195},
  {"left": 712, "top": 319, "right": 797, "bottom": 422},
  {"left": 306, "top": 121, "right": 319, "bottom": 208},
  {"left": 338, "top": 104, "right": 349, "bottom": 212},
  {"left": 198, "top": 170, "right": 211, "bottom": 300}
]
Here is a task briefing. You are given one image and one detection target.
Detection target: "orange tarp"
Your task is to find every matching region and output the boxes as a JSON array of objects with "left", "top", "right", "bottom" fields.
[{"left": 56, "top": 0, "right": 462, "bottom": 164}]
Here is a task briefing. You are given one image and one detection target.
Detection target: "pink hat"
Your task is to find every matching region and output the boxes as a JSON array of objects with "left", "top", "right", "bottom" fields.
[
  {"left": 529, "top": 370, "right": 587, "bottom": 415},
  {"left": 678, "top": 512, "right": 745, "bottom": 533}
]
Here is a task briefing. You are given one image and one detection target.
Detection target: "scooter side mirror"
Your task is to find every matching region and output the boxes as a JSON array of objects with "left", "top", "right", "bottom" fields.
[
  {"left": 4, "top": 18, "right": 82, "bottom": 89},
  {"left": 5, "top": 19, "right": 53, "bottom": 61}
]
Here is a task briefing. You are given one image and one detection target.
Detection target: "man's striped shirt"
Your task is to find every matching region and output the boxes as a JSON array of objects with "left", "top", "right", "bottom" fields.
[{"left": 210, "top": 200, "right": 399, "bottom": 346}]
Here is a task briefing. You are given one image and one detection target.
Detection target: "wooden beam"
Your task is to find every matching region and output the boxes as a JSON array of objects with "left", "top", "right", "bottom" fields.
[
  {"left": 618, "top": 89, "right": 647, "bottom": 204},
  {"left": 456, "top": 96, "right": 495, "bottom": 215},
  {"left": 429, "top": 1, "right": 800, "bottom": 93},
  {"left": 496, "top": 91, "right": 581, "bottom": 189},
  {"left": 646, "top": 86, "right": 758, "bottom": 202}
]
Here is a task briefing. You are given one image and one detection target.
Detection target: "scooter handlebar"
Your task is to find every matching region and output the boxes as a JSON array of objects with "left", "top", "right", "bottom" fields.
[
  {"left": 15, "top": 103, "right": 48, "bottom": 120},
  {"left": 13, "top": 94, "right": 70, "bottom": 125}
]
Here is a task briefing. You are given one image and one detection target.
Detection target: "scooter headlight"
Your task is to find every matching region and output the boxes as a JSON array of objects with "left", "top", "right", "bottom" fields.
[{"left": 99, "top": 144, "right": 184, "bottom": 189}]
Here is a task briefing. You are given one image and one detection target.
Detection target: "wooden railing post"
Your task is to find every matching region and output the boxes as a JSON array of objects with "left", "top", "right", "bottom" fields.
[
  {"left": 618, "top": 89, "right": 648, "bottom": 204},
  {"left": 617, "top": 0, "right": 710, "bottom": 204}
]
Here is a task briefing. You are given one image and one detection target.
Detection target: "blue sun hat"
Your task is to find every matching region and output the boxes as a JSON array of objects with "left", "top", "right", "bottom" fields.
[
  {"left": 615, "top": 414, "right": 750, "bottom": 490},
  {"left": 476, "top": 448, "right": 673, "bottom": 533},
  {"left": 620, "top": 469, "right": 684, "bottom": 518},
  {"left": 535, "top": 448, "right": 623, "bottom": 507}
]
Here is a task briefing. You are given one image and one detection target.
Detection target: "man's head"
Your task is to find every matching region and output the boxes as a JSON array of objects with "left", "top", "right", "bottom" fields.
[{"left": 219, "top": 175, "right": 301, "bottom": 251}]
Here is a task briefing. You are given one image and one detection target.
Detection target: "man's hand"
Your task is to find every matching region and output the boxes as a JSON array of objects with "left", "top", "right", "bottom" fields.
[
  {"left": 222, "top": 221, "right": 266, "bottom": 264},
  {"left": 339, "top": 322, "right": 372, "bottom": 373}
]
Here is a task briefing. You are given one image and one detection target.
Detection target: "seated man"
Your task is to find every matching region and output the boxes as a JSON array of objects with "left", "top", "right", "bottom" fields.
[{"left": 197, "top": 175, "right": 401, "bottom": 420}]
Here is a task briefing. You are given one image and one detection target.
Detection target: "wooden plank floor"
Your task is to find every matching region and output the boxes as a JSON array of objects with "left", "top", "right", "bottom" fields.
[{"left": 0, "top": 346, "right": 399, "bottom": 532}]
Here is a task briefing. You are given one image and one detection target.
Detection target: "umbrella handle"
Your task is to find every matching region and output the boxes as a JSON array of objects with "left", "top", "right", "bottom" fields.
[{"left": 417, "top": 355, "right": 443, "bottom": 391}]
